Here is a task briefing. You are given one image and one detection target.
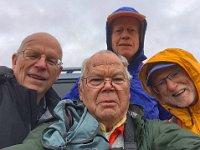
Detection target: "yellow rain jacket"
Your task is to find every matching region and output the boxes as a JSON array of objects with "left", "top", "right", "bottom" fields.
[{"left": 139, "top": 48, "right": 200, "bottom": 135}]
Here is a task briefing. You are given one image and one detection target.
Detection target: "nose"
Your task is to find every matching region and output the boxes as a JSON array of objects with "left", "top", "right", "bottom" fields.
[
  {"left": 121, "top": 29, "right": 130, "bottom": 39},
  {"left": 102, "top": 79, "right": 114, "bottom": 90},
  {"left": 34, "top": 55, "right": 47, "bottom": 69},
  {"left": 166, "top": 79, "right": 177, "bottom": 90}
]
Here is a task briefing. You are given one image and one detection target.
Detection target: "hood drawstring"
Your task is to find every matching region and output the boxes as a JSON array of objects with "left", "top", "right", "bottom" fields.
[{"left": 188, "top": 108, "right": 194, "bottom": 125}]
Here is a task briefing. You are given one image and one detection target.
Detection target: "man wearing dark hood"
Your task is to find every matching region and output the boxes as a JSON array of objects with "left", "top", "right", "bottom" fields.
[{"left": 64, "top": 7, "right": 170, "bottom": 119}]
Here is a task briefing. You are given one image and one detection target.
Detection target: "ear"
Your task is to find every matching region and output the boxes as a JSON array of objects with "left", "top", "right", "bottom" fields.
[
  {"left": 78, "top": 81, "right": 83, "bottom": 102},
  {"left": 55, "top": 66, "right": 63, "bottom": 80},
  {"left": 12, "top": 53, "right": 18, "bottom": 70}
]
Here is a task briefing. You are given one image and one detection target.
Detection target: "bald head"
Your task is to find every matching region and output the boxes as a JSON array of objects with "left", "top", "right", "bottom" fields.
[{"left": 17, "top": 32, "right": 62, "bottom": 59}]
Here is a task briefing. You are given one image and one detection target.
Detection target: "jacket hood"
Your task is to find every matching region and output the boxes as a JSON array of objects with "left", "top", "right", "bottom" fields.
[
  {"left": 139, "top": 48, "right": 200, "bottom": 132},
  {"left": 106, "top": 7, "right": 147, "bottom": 64}
]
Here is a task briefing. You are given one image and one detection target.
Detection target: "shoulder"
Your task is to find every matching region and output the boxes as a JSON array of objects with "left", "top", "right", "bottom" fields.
[
  {"left": 0, "top": 66, "right": 13, "bottom": 74},
  {"left": 1, "top": 121, "right": 55, "bottom": 150},
  {"left": 147, "top": 119, "right": 200, "bottom": 149},
  {"left": 128, "top": 104, "right": 144, "bottom": 117},
  {"left": 0, "top": 66, "right": 14, "bottom": 83}
]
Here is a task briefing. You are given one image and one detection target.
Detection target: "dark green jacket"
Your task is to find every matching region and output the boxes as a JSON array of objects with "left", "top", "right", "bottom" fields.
[{"left": 3, "top": 100, "right": 200, "bottom": 150}]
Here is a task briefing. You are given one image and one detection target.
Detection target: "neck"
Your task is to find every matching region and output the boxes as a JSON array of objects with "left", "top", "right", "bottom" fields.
[
  {"left": 101, "top": 121, "right": 115, "bottom": 132},
  {"left": 100, "top": 116, "right": 126, "bottom": 133}
]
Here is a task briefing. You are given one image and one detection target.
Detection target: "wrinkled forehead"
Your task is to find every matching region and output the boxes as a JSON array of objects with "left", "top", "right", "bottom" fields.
[{"left": 86, "top": 53, "right": 124, "bottom": 74}]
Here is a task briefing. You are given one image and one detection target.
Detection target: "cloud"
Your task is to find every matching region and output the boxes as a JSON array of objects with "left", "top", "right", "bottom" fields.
[{"left": 0, "top": 0, "right": 200, "bottom": 68}]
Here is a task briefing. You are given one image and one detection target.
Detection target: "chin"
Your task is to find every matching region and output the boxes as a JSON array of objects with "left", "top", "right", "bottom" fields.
[
  {"left": 120, "top": 52, "right": 133, "bottom": 59},
  {"left": 175, "top": 103, "right": 190, "bottom": 108},
  {"left": 100, "top": 109, "right": 116, "bottom": 116},
  {"left": 26, "top": 85, "right": 43, "bottom": 92}
]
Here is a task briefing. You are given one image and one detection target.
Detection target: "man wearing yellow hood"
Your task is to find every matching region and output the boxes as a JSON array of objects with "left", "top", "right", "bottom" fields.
[{"left": 139, "top": 48, "right": 200, "bottom": 135}]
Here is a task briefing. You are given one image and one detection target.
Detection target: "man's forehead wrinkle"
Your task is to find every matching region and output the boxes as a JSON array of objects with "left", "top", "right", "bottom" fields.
[
  {"left": 91, "top": 63, "right": 120, "bottom": 68},
  {"left": 90, "top": 57, "right": 122, "bottom": 67},
  {"left": 85, "top": 52, "right": 124, "bottom": 76}
]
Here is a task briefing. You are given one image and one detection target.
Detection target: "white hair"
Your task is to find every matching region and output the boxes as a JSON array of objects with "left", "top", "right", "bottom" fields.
[{"left": 80, "top": 50, "right": 132, "bottom": 81}]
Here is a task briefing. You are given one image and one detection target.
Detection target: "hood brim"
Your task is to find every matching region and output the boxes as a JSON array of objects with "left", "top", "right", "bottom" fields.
[{"left": 107, "top": 11, "right": 145, "bottom": 25}]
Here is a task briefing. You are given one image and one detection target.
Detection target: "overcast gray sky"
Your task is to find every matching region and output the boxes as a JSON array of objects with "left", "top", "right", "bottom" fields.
[{"left": 1, "top": 0, "right": 200, "bottom": 68}]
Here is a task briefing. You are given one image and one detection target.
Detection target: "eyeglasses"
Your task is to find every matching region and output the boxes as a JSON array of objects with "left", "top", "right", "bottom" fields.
[
  {"left": 18, "top": 49, "right": 63, "bottom": 68},
  {"left": 82, "top": 75, "right": 128, "bottom": 91},
  {"left": 152, "top": 69, "right": 185, "bottom": 93}
]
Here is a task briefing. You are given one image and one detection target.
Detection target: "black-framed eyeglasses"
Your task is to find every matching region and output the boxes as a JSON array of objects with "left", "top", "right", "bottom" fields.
[
  {"left": 18, "top": 49, "right": 63, "bottom": 68},
  {"left": 152, "top": 69, "right": 185, "bottom": 93},
  {"left": 82, "top": 75, "right": 128, "bottom": 91}
]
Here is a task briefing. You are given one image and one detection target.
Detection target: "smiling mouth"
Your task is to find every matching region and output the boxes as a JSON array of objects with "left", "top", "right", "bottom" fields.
[
  {"left": 29, "top": 74, "right": 46, "bottom": 81},
  {"left": 173, "top": 89, "right": 186, "bottom": 97}
]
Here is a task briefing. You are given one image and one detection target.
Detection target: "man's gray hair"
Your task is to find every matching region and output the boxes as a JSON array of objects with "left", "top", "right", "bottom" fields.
[{"left": 80, "top": 50, "right": 132, "bottom": 81}]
